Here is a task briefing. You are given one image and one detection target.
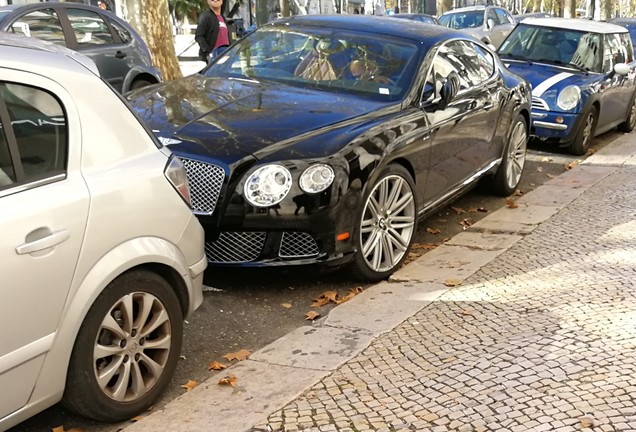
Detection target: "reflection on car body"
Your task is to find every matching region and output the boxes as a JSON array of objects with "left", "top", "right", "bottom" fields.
[
  {"left": 127, "top": 15, "right": 531, "bottom": 282},
  {"left": 498, "top": 18, "right": 636, "bottom": 155}
]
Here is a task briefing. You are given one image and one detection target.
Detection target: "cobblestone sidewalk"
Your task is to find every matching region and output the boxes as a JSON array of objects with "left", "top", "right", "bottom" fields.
[{"left": 251, "top": 164, "right": 636, "bottom": 432}]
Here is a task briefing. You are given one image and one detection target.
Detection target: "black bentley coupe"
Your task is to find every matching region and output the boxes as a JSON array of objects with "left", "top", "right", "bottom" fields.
[{"left": 128, "top": 15, "right": 531, "bottom": 281}]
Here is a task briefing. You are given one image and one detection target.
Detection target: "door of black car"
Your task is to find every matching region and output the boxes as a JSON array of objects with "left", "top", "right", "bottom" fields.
[{"left": 420, "top": 40, "right": 499, "bottom": 206}]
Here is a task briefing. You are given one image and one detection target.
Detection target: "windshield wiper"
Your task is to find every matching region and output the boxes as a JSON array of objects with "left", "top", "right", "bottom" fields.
[
  {"left": 536, "top": 58, "right": 590, "bottom": 74},
  {"left": 500, "top": 53, "right": 533, "bottom": 65}
]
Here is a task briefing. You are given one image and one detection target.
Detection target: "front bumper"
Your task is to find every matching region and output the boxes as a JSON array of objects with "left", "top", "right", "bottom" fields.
[{"left": 531, "top": 110, "right": 580, "bottom": 142}]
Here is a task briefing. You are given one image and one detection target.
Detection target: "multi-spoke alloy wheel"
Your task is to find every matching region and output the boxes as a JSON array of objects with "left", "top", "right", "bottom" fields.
[
  {"left": 619, "top": 96, "right": 636, "bottom": 133},
  {"left": 63, "top": 270, "right": 183, "bottom": 422},
  {"left": 352, "top": 165, "right": 417, "bottom": 281},
  {"left": 490, "top": 114, "right": 528, "bottom": 196},
  {"left": 571, "top": 106, "right": 598, "bottom": 156}
]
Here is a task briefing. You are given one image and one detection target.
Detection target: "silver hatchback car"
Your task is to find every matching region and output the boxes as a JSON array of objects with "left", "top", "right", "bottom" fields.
[
  {"left": 0, "top": 2, "right": 162, "bottom": 93},
  {"left": 439, "top": 5, "right": 516, "bottom": 48},
  {"left": 0, "top": 34, "right": 206, "bottom": 430}
]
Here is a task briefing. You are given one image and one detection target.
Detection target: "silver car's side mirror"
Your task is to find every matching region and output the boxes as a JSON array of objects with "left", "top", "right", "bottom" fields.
[{"left": 486, "top": 18, "right": 496, "bottom": 30}]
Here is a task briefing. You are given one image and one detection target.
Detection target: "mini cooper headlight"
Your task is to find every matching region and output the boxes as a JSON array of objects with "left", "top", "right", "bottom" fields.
[
  {"left": 243, "top": 164, "right": 292, "bottom": 207},
  {"left": 299, "top": 164, "right": 335, "bottom": 193},
  {"left": 557, "top": 85, "right": 581, "bottom": 111}
]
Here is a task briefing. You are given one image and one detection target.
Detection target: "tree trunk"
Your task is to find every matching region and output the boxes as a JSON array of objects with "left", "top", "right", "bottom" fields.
[
  {"left": 563, "top": 0, "right": 575, "bottom": 17},
  {"left": 124, "top": 0, "right": 183, "bottom": 81},
  {"left": 436, "top": 0, "right": 452, "bottom": 14}
]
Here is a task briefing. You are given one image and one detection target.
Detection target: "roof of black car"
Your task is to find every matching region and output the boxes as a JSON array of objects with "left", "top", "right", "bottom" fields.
[{"left": 273, "top": 14, "right": 468, "bottom": 43}]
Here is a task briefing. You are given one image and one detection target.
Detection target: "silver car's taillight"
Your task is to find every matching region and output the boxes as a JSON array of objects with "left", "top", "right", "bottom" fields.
[{"left": 164, "top": 155, "right": 192, "bottom": 207}]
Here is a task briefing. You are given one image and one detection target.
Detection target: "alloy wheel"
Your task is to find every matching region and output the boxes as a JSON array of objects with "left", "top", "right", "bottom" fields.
[
  {"left": 360, "top": 174, "right": 416, "bottom": 273},
  {"left": 582, "top": 112, "right": 595, "bottom": 149},
  {"left": 630, "top": 99, "right": 636, "bottom": 130},
  {"left": 505, "top": 120, "right": 527, "bottom": 190},
  {"left": 94, "top": 292, "right": 172, "bottom": 402}
]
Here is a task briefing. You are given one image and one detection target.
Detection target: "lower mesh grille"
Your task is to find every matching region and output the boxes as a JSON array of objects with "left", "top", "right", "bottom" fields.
[
  {"left": 205, "top": 232, "right": 265, "bottom": 263},
  {"left": 279, "top": 232, "right": 319, "bottom": 258}
]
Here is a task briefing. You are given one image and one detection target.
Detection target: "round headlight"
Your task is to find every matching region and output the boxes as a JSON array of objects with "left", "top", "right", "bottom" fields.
[
  {"left": 557, "top": 85, "right": 581, "bottom": 111},
  {"left": 299, "top": 164, "right": 335, "bottom": 193},
  {"left": 243, "top": 164, "right": 292, "bottom": 207}
]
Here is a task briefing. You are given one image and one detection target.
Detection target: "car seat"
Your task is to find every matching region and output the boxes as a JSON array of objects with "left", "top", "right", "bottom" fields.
[
  {"left": 530, "top": 31, "right": 561, "bottom": 62},
  {"left": 294, "top": 39, "right": 344, "bottom": 81}
]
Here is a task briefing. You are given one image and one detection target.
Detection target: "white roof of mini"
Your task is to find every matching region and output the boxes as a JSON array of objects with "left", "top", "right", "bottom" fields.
[{"left": 521, "top": 17, "right": 628, "bottom": 34}]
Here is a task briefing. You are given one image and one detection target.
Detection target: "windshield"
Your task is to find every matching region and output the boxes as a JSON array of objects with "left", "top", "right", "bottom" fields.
[
  {"left": 439, "top": 10, "right": 484, "bottom": 29},
  {"left": 499, "top": 24, "right": 602, "bottom": 72},
  {"left": 202, "top": 26, "right": 420, "bottom": 101}
]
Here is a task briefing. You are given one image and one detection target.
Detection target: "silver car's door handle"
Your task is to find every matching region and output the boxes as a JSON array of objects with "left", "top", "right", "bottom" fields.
[{"left": 16, "top": 229, "right": 70, "bottom": 255}]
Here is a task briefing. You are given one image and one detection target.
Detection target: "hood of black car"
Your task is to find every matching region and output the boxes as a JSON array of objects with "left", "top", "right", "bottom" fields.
[{"left": 128, "top": 75, "right": 386, "bottom": 160}]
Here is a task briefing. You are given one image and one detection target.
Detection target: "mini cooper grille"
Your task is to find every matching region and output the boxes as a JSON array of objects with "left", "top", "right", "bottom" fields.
[
  {"left": 279, "top": 232, "right": 320, "bottom": 258},
  {"left": 205, "top": 232, "right": 266, "bottom": 263},
  {"left": 179, "top": 157, "right": 225, "bottom": 215},
  {"left": 532, "top": 97, "right": 549, "bottom": 111}
]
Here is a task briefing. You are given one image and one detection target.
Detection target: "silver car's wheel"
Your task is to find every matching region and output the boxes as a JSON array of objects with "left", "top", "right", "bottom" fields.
[
  {"left": 351, "top": 165, "right": 417, "bottom": 281},
  {"left": 489, "top": 114, "right": 527, "bottom": 196},
  {"left": 63, "top": 270, "right": 183, "bottom": 421}
]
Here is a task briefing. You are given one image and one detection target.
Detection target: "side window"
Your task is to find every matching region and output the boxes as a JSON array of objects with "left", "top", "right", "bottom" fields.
[
  {"left": 110, "top": 19, "right": 131, "bottom": 44},
  {"left": 619, "top": 33, "right": 634, "bottom": 63},
  {"left": 0, "top": 119, "right": 16, "bottom": 189},
  {"left": 10, "top": 9, "right": 66, "bottom": 46},
  {"left": 66, "top": 8, "right": 114, "bottom": 46},
  {"left": 603, "top": 33, "right": 625, "bottom": 72},
  {"left": 487, "top": 8, "right": 499, "bottom": 26},
  {"left": 495, "top": 9, "right": 514, "bottom": 24},
  {"left": 474, "top": 43, "right": 495, "bottom": 81},
  {"left": 0, "top": 82, "right": 67, "bottom": 185}
]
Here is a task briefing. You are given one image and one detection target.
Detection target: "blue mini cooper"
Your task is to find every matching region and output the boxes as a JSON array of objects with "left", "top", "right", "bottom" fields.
[{"left": 498, "top": 18, "right": 636, "bottom": 155}]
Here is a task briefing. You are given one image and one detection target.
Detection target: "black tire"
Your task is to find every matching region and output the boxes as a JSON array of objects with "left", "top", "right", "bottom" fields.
[
  {"left": 62, "top": 270, "right": 183, "bottom": 422},
  {"left": 488, "top": 114, "right": 528, "bottom": 197},
  {"left": 350, "top": 164, "right": 417, "bottom": 282},
  {"left": 618, "top": 94, "right": 636, "bottom": 133},
  {"left": 129, "top": 79, "right": 153, "bottom": 91},
  {"left": 569, "top": 106, "right": 598, "bottom": 156}
]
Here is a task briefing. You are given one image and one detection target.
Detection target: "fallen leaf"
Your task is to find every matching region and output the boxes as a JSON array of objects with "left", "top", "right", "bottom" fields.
[
  {"left": 564, "top": 160, "right": 579, "bottom": 170},
  {"left": 130, "top": 416, "right": 145, "bottom": 422},
  {"left": 585, "top": 148, "right": 598, "bottom": 156},
  {"left": 459, "top": 218, "right": 475, "bottom": 230},
  {"left": 180, "top": 379, "right": 199, "bottom": 392},
  {"left": 505, "top": 198, "right": 518, "bottom": 209},
  {"left": 451, "top": 207, "right": 465, "bottom": 214},
  {"left": 546, "top": 173, "right": 555, "bottom": 179},
  {"left": 444, "top": 279, "right": 462, "bottom": 287},
  {"left": 541, "top": 156, "right": 553, "bottom": 162},
  {"left": 223, "top": 349, "right": 251, "bottom": 362},
  {"left": 426, "top": 227, "right": 441, "bottom": 234},
  {"left": 442, "top": 237, "right": 450, "bottom": 242},
  {"left": 513, "top": 189, "right": 524, "bottom": 196},
  {"left": 536, "top": 166, "right": 543, "bottom": 172},
  {"left": 311, "top": 297, "right": 331, "bottom": 308},
  {"left": 306, "top": 311, "right": 321, "bottom": 321},
  {"left": 218, "top": 375, "right": 238, "bottom": 387},
  {"left": 208, "top": 360, "right": 227, "bottom": 370},
  {"left": 52, "top": 428, "right": 65, "bottom": 432},
  {"left": 441, "top": 356, "right": 456, "bottom": 363},
  {"left": 580, "top": 417, "right": 595, "bottom": 428},
  {"left": 411, "top": 242, "right": 438, "bottom": 250},
  {"left": 336, "top": 287, "right": 363, "bottom": 304},
  {"left": 281, "top": 303, "right": 293, "bottom": 309},
  {"left": 476, "top": 207, "right": 488, "bottom": 212},
  {"left": 460, "top": 308, "right": 474, "bottom": 316}
]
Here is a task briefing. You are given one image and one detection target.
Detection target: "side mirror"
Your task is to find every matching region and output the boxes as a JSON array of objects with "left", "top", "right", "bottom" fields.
[
  {"left": 614, "top": 63, "right": 630, "bottom": 76},
  {"left": 438, "top": 71, "right": 460, "bottom": 110},
  {"left": 486, "top": 18, "right": 495, "bottom": 30}
]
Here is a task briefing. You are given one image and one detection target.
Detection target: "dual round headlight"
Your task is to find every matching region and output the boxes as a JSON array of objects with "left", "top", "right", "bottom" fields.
[
  {"left": 557, "top": 85, "right": 581, "bottom": 111},
  {"left": 243, "top": 163, "right": 335, "bottom": 207}
]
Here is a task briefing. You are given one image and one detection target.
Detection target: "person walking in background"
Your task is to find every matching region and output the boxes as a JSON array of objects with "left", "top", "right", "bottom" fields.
[{"left": 195, "top": 0, "right": 231, "bottom": 63}]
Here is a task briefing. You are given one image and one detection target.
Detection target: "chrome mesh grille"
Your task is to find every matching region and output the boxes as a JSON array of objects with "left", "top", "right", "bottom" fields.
[
  {"left": 279, "top": 232, "right": 320, "bottom": 258},
  {"left": 179, "top": 157, "right": 225, "bottom": 215},
  {"left": 532, "top": 97, "right": 549, "bottom": 111},
  {"left": 205, "top": 232, "right": 265, "bottom": 263}
]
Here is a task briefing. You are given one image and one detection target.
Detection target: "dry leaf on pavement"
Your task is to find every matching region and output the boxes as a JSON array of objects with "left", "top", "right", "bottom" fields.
[
  {"left": 460, "top": 218, "right": 475, "bottom": 230},
  {"left": 460, "top": 308, "right": 474, "bottom": 316},
  {"left": 564, "top": 160, "right": 579, "bottom": 170},
  {"left": 306, "top": 311, "right": 321, "bottom": 321},
  {"left": 218, "top": 375, "right": 238, "bottom": 387},
  {"left": 585, "top": 148, "right": 597, "bottom": 156},
  {"left": 180, "top": 379, "right": 199, "bottom": 391},
  {"left": 52, "top": 427, "right": 83, "bottom": 432},
  {"left": 336, "top": 287, "right": 363, "bottom": 304},
  {"left": 223, "top": 349, "right": 251, "bottom": 362},
  {"left": 547, "top": 173, "right": 555, "bottom": 179},
  {"left": 311, "top": 297, "right": 331, "bottom": 308},
  {"left": 513, "top": 189, "right": 524, "bottom": 196},
  {"left": 130, "top": 416, "right": 145, "bottom": 422},
  {"left": 444, "top": 279, "right": 462, "bottom": 287},
  {"left": 451, "top": 207, "right": 465, "bottom": 214},
  {"left": 281, "top": 303, "right": 293, "bottom": 309},
  {"left": 505, "top": 198, "right": 518, "bottom": 208},
  {"left": 426, "top": 227, "right": 441, "bottom": 234},
  {"left": 580, "top": 417, "right": 595, "bottom": 428},
  {"left": 411, "top": 242, "right": 438, "bottom": 250},
  {"left": 208, "top": 360, "right": 227, "bottom": 370}
]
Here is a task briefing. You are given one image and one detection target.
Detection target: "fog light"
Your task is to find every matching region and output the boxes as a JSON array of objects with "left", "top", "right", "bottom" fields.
[
  {"left": 556, "top": 116, "right": 564, "bottom": 124},
  {"left": 336, "top": 232, "right": 350, "bottom": 241}
]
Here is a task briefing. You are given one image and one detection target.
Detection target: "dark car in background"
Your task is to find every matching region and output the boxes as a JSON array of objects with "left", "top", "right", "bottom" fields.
[
  {"left": 438, "top": 5, "right": 516, "bottom": 47},
  {"left": 391, "top": 13, "right": 440, "bottom": 25},
  {"left": 498, "top": 18, "right": 636, "bottom": 155},
  {"left": 0, "top": 2, "right": 161, "bottom": 93},
  {"left": 127, "top": 15, "right": 531, "bottom": 282}
]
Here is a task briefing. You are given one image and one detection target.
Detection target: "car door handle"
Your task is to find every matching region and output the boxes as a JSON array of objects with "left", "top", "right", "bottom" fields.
[
  {"left": 16, "top": 229, "right": 70, "bottom": 255},
  {"left": 115, "top": 51, "right": 127, "bottom": 59}
]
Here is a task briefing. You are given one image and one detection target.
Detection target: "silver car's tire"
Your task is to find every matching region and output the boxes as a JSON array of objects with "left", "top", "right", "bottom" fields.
[
  {"left": 63, "top": 270, "right": 183, "bottom": 421},
  {"left": 489, "top": 114, "right": 527, "bottom": 196},
  {"left": 350, "top": 164, "right": 417, "bottom": 282}
]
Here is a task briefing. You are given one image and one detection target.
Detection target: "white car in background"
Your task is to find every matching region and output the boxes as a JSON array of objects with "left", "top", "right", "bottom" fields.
[{"left": 0, "top": 34, "right": 206, "bottom": 430}]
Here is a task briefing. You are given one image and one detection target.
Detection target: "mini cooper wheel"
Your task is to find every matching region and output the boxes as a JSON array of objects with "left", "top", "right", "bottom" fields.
[
  {"left": 489, "top": 114, "right": 527, "bottom": 196},
  {"left": 62, "top": 270, "right": 183, "bottom": 421},
  {"left": 570, "top": 106, "right": 598, "bottom": 156},
  {"left": 618, "top": 94, "right": 636, "bottom": 133},
  {"left": 351, "top": 164, "right": 417, "bottom": 282}
]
